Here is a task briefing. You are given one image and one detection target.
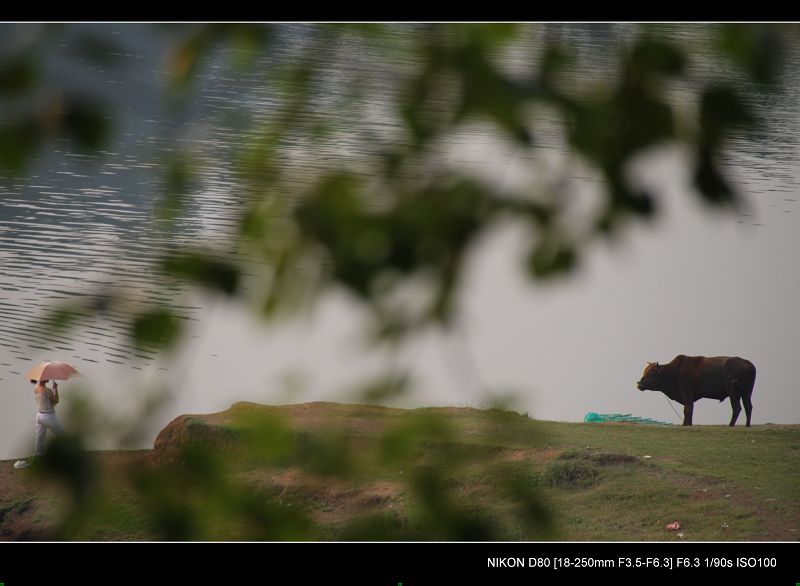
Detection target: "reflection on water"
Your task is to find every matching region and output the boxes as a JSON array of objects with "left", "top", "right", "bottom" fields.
[
  {"left": 1, "top": 24, "right": 800, "bottom": 458},
  {"left": 0, "top": 25, "right": 258, "bottom": 375}
]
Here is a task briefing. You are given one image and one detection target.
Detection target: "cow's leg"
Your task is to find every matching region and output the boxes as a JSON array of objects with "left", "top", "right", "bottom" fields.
[
  {"left": 683, "top": 403, "right": 694, "bottom": 426},
  {"left": 729, "top": 393, "right": 742, "bottom": 426},
  {"left": 742, "top": 393, "right": 753, "bottom": 427}
]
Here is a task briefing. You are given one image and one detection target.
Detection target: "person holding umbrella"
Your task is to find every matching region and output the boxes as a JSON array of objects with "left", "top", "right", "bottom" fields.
[
  {"left": 25, "top": 361, "right": 80, "bottom": 456},
  {"left": 32, "top": 378, "right": 65, "bottom": 455}
]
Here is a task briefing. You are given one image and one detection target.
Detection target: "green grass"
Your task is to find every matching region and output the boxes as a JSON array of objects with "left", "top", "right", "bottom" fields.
[
  {"left": 449, "top": 411, "right": 798, "bottom": 540},
  {"left": 1, "top": 402, "right": 797, "bottom": 541},
  {"left": 543, "top": 461, "right": 599, "bottom": 488},
  {"left": 0, "top": 498, "right": 33, "bottom": 524}
]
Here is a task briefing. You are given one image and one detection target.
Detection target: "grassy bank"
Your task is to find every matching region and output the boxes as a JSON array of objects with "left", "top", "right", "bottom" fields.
[{"left": 1, "top": 402, "right": 797, "bottom": 540}]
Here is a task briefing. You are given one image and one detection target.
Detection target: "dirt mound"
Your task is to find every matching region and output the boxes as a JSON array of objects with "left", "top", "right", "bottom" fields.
[
  {"left": 149, "top": 401, "right": 406, "bottom": 464},
  {"left": 151, "top": 414, "right": 240, "bottom": 464}
]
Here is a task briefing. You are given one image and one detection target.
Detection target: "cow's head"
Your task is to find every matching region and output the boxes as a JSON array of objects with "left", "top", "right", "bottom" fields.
[{"left": 637, "top": 361, "right": 662, "bottom": 391}]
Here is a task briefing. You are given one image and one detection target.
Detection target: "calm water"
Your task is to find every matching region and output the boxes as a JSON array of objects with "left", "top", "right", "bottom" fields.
[{"left": 1, "top": 24, "right": 799, "bottom": 459}]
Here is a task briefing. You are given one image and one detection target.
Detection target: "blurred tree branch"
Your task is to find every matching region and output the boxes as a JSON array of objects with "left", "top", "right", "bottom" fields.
[{"left": 3, "top": 23, "right": 793, "bottom": 540}]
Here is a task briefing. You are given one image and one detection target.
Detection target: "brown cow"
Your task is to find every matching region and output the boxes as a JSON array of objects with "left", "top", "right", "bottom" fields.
[{"left": 637, "top": 355, "right": 756, "bottom": 427}]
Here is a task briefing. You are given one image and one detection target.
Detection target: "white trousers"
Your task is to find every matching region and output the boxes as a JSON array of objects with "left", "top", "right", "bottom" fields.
[{"left": 35, "top": 411, "right": 65, "bottom": 455}]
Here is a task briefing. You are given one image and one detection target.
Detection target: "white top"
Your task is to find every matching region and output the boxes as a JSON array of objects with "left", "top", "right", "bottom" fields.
[{"left": 35, "top": 386, "right": 55, "bottom": 413}]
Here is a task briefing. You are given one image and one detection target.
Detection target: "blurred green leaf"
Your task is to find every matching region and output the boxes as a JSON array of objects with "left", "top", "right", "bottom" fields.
[
  {"left": 464, "top": 23, "right": 518, "bottom": 47},
  {"left": 539, "top": 41, "right": 574, "bottom": 91},
  {"left": 700, "top": 85, "right": 754, "bottom": 146},
  {"left": 410, "top": 465, "right": 495, "bottom": 540},
  {"left": 158, "top": 156, "right": 194, "bottom": 222},
  {"left": 528, "top": 238, "right": 578, "bottom": 279},
  {"left": 162, "top": 251, "right": 240, "bottom": 296},
  {"left": 500, "top": 465, "right": 554, "bottom": 537},
  {"left": 131, "top": 467, "right": 198, "bottom": 539},
  {"left": 166, "top": 24, "right": 272, "bottom": 99},
  {"left": 356, "top": 374, "right": 411, "bottom": 403},
  {"left": 453, "top": 36, "right": 533, "bottom": 144},
  {"left": 0, "top": 118, "right": 41, "bottom": 174},
  {"left": 295, "top": 431, "right": 354, "bottom": 477},
  {"left": 35, "top": 434, "right": 96, "bottom": 509},
  {"left": 630, "top": 39, "right": 686, "bottom": 76},
  {"left": 62, "top": 96, "right": 110, "bottom": 152},
  {"left": 42, "top": 307, "right": 82, "bottom": 333},
  {"left": 71, "top": 32, "right": 124, "bottom": 66},
  {"left": 380, "top": 413, "right": 451, "bottom": 465},
  {"left": 0, "top": 55, "right": 38, "bottom": 95},
  {"left": 694, "top": 145, "right": 736, "bottom": 206},
  {"left": 131, "top": 308, "right": 182, "bottom": 350},
  {"left": 718, "top": 24, "right": 784, "bottom": 84},
  {"left": 233, "top": 410, "right": 296, "bottom": 464}
]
